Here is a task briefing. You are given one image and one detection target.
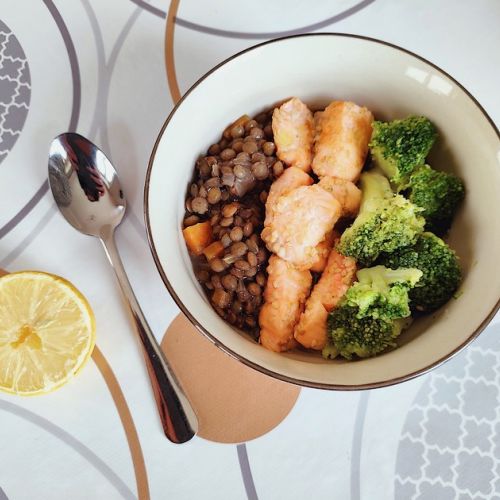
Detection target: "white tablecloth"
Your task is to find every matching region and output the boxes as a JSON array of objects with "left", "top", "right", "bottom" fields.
[{"left": 1, "top": 1, "right": 499, "bottom": 499}]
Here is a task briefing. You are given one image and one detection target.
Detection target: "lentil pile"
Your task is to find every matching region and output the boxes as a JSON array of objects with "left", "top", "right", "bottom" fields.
[{"left": 183, "top": 109, "right": 283, "bottom": 336}]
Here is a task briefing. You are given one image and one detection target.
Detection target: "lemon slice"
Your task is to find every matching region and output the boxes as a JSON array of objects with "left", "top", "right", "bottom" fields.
[{"left": 0, "top": 271, "right": 96, "bottom": 395}]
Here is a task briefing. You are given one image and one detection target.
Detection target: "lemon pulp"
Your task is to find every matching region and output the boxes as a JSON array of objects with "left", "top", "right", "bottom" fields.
[{"left": 0, "top": 271, "right": 95, "bottom": 395}]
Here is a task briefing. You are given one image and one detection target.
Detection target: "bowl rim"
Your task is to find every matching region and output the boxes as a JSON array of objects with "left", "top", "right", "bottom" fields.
[{"left": 144, "top": 32, "right": 500, "bottom": 390}]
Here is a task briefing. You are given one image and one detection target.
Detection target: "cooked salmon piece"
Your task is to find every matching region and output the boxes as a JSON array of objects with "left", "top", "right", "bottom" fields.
[
  {"left": 264, "top": 166, "right": 313, "bottom": 227},
  {"left": 294, "top": 248, "right": 357, "bottom": 350},
  {"left": 309, "top": 231, "right": 336, "bottom": 273},
  {"left": 318, "top": 176, "right": 362, "bottom": 218},
  {"left": 312, "top": 101, "right": 373, "bottom": 181},
  {"left": 295, "top": 299, "right": 330, "bottom": 350},
  {"left": 272, "top": 97, "right": 314, "bottom": 172},
  {"left": 259, "top": 255, "right": 312, "bottom": 352},
  {"left": 261, "top": 184, "right": 341, "bottom": 270}
]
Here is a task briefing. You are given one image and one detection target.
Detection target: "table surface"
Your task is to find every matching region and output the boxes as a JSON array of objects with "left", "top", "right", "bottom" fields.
[{"left": 1, "top": 1, "right": 499, "bottom": 499}]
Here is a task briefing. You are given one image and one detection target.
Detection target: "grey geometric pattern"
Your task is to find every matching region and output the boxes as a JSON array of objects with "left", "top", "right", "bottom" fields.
[
  {"left": 0, "top": 19, "right": 31, "bottom": 165},
  {"left": 395, "top": 324, "right": 500, "bottom": 499}
]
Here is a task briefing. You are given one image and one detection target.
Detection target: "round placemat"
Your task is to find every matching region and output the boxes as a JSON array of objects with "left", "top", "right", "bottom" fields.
[{"left": 161, "top": 314, "right": 301, "bottom": 443}]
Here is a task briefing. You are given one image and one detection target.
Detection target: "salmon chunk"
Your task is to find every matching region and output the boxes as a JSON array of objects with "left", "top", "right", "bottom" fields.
[
  {"left": 265, "top": 166, "right": 313, "bottom": 227},
  {"left": 294, "top": 248, "right": 357, "bottom": 350},
  {"left": 261, "top": 185, "right": 341, "bottom": 269},
  {"left": 272, "top": 97, "right": 314, "bottom": 172},
  {"left": 295, "top": 299, "right": 330, "bottom": 351},
  {"left": 309, "top": 231, "right": 336, "bottom": 273},
  {"left": 318, "top": 176, "right": 362, "bottom": 218},
  {"left": 259, "top": 255, "right": 312, "bottom": 352},
  {"left": 312, "top": 101, "right": 373, "bottom": 181}
]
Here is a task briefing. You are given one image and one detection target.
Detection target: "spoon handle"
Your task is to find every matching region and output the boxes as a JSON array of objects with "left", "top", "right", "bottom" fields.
[{"left": 100, "top": 231, "right": 198, "bottom": 443}]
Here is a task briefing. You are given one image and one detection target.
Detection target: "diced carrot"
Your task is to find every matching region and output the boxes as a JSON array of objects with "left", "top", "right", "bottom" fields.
[
  {"left": 203, "top": 241, "right": 224, "bottom": 261},
  {"left": 182, "top": 221, "right": 213, "bottom": 255},
  {"left": 223, "top": 114, "right": 250, "bottom": 139}
]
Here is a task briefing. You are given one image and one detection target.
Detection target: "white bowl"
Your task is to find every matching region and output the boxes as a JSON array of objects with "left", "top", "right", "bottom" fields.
[{"left": 145, "top": 34, "right": 500, "bottom": 389}]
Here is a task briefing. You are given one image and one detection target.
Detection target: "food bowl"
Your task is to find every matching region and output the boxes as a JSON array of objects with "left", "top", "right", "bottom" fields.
[{"left": 144, "top": 33, "right": 500, "bottom": 389}]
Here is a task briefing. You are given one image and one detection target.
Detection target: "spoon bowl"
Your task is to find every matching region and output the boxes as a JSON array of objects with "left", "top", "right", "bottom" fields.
[{"left": 48, "top": 133, "right": 125, "bottom": 238}]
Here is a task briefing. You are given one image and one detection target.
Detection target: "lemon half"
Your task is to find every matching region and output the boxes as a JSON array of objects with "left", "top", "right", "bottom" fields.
[{"left": 0, "top": 271, "right": 96, "bottom": 395}]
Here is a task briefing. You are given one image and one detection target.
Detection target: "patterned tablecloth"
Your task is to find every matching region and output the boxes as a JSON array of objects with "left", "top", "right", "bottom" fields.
[{"left": 1, "top": 1, "right": 499, "bottom": 499}]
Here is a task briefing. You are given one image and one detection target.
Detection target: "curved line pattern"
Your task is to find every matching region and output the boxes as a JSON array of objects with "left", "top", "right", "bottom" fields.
[
  {"left": 350, "top": 391, "right": 370, "bottom": 500},
  {"left": 237, "top": 444, "right": 259, "bottom": 500},
  {"left": 0, "top": 181, "right": 49, "bottom": 239},
  {"left": 164, "top": 0, "right": 181, "bottom": 103},
  {"left": 131, "top": 0, "right": 376, "bottom": 39},
  {"left": 175, "top": 0, "right": 376, "bottom": 39},
  {"left": 43, "top": 0, "right": 81, "bottom": 132},
  {"left": 81, "top": 0, "right": 107, "bottom": 142},
  {"left": 0, "top": 399, "right": 136, "bottom": 500},
  {"left": 126, "top": 211, "right": 147, "bottom": 240},
  {"left": 84, "top": 1, "right": 140, "bottom": 148},
  {"left": 0, "top": 204, "right": 56, "bottom": 268},
  {"left": 92, "top": 346, "right": 150, "bottom": 500},
  {"left": 82, "top": 0, "right": 147, "bottom": 243},
  {"left": 99, "top": 7, "right": 142, "bottom": 156},
  {"left": 129, "top": 0, "right": 166, "bottom": 18},
  {"left": 0, "top": 0, "right": 81, "bottom": 240}
]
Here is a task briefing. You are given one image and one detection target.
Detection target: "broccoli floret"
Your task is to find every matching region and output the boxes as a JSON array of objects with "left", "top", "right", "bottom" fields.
[
  {"left": 345, "top": 265, "right": 422, "bottom": 320},
  {"left": 378, "top": 232, "right": 461, "bottom": 312},
  {"left": 323, "top": 265, "right": 421, "bottom": 360},
  {"left": 325, "top": 305, "right": 406, "bottom": 359},
  {"left": 370, "top": 116, "right": 437, "bottom": 188},
  {"left": 337, "top": 171, "right": 425, "bottom": 266},
  {"left": 322, "top": 341, "right": 339, "bottom": 360},
  {"left": 405, "top": 165, "right": 465, "bottom": 235}
]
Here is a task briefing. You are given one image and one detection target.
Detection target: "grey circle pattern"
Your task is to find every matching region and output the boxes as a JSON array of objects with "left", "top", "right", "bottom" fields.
[
  {"left": 0, "top": 19, "right": 31, "bottom": 165},
  {"left": 395, "top": 323, "right": 500, "bottom": 499}
]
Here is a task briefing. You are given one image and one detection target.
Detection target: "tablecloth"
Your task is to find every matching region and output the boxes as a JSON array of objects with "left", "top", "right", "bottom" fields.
[{"left": 1, "top": 1, "right": 499, "bottom": 499}]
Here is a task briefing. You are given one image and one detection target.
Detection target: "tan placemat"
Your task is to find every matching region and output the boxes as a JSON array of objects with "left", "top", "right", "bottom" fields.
[{"left": 161, "top": 314, "right": 300, "bottom": 443}]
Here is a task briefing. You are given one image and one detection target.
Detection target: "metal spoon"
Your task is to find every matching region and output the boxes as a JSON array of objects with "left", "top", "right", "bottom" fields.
[{"left": 48, "top": 132, "right": 198, "bottom": 443}]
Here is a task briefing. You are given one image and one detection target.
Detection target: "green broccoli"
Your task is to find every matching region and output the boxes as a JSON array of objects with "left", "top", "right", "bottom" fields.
[
  {"left": 323, "top": 265, "right": 421, "bottom": 360},
  {"left": 322, "top": 341, "right": 339, "bottom": 360},
  {"left": 325, "top": 306, "right": 407, "bottom": 360},
  {"left": 370, "top": 116, "right": 437, "bottom": 188},
  {"left": 345, "top": 265, "right": 422, "bottom": 320},
  {"left": 378, "top": 232, "right": 461, "bottom": 312},
  {"left": 337, "top": 171, "right": 425, "bottom": 266},
  {"left": 404, "top": 165, "right": 465, "bottom": 235}
]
